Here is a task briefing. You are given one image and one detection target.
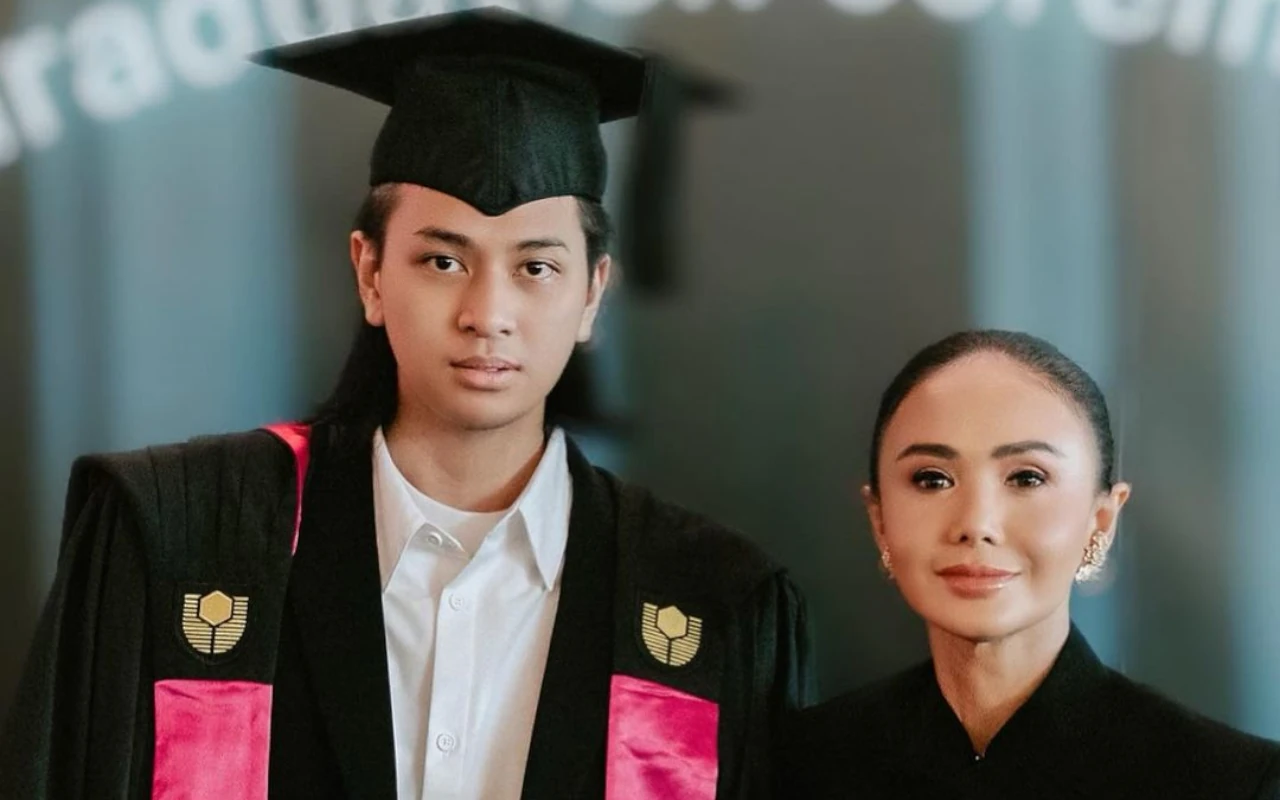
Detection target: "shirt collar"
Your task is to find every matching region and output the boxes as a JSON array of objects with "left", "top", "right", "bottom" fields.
[
  {"left": 505, "top": 427, "right": 571, "bottom": 591},
  {"left": 372, "top": 428, "right": 427, "bottom": 590},
  {"left": 990, "top": 623, "right": 1108, "bottom": 750},
  {"left": 918, "top": 623, "right": 1110, "bottom": 766},
  {"left": 371, "top": 427, "right": 571, "bottom": 592}
]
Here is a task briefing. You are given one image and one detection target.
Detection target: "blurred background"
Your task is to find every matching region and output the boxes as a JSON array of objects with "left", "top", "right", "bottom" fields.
[{"left": 1, "top": 0, "right": 1278, "bottom": 739}]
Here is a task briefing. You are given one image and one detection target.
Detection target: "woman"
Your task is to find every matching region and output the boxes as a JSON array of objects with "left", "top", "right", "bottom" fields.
[{"left": 782, "top": 330, "right": 1280, "bottom": 799}]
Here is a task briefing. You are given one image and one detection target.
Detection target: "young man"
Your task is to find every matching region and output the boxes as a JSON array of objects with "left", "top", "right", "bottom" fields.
[{"left": 0, "top": 9, "right": 814, "bottom": 800}]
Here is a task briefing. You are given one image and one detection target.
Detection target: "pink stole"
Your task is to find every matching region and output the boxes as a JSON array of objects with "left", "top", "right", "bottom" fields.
[
  {"left": 605, "top": 674, "right": 720, "bottom": 800},
  {"left": 150, "top": 423, "right": 310, "bottom": 799}
]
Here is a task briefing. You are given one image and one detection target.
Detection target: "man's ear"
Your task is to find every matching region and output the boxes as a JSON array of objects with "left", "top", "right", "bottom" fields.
[
  {"left": 351, "top": 231, "right": 385, "bottom": 327},
  {"left": 577, "top": 255, "right": 612, "bottom": 343}
]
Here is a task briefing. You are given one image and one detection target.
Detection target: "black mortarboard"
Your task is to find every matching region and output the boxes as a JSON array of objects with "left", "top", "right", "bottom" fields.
[{"left": 249, "top": 9, "right": 728, "bottom": 291}]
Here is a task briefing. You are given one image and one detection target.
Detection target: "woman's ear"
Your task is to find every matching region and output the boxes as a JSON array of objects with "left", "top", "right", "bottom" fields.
[
  {"left": 1090, "top": 481, "right": 1132, "bottom": 557},
  {"left": 862, "top": 484, "right": 886, "bottom": 552}
]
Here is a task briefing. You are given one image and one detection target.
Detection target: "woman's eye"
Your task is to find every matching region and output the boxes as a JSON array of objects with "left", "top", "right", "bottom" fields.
[
  {"left": 912, "top": 470, "right": 953, "bottom": 491},
  {"left": 1008, "top": 470, "right": 1046, "bottom": 488}
]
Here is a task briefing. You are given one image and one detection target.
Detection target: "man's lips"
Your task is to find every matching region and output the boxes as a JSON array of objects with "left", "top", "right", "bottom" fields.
[
  {"left": 450, "top": 357, "right": 521, "bottom": 390},
  {"left": 451, "top": 356, "right": 520, "bottom": 371}
]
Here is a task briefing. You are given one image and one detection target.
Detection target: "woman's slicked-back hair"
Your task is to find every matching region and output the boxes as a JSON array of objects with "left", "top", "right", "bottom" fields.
[
  {"left": 868, "top": 329, "right": 1117, "bottom": 495},
  {"left": 311, "top": 185, "right": 613, "bottom": 438}
]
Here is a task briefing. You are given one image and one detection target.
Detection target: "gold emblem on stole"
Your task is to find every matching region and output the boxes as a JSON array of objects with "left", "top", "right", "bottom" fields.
[
  {"left": 640, "top": 603, "right": 703, "bottom": 667},
  {"left": 181, "top": 590, "right": 249, "bottom": 656}
]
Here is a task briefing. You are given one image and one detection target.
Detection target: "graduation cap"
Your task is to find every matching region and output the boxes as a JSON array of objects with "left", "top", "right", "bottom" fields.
[{"left": 249, "top": 7, "right": 730, "bottom": 294}]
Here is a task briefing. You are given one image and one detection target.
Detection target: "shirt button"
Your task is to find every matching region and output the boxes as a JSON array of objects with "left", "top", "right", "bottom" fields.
[
  {"left": 448, "top": 594, "right": 467, "bottom": 611},
  {"left": 436, "top": 733, "right": 457, "bottom": 753},
  {"left": 425, "top": 531, "right": 444, "bottom": 548}
]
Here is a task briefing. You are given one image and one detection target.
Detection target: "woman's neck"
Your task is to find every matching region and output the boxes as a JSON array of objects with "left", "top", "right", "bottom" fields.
[
  {"left": 927, "top": 609, "right": 1070, "bottom": 756},
  {"left": 383, "top": 406, "right": 548, "bottom": 513}
]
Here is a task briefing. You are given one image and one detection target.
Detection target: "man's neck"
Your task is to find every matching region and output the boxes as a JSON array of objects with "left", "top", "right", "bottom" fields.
[
  {"left": 383, "top": 409, "right": 548, "bottom": 513},
  {"left": 927, "top": 609, "right": 1070, "bottom": 756}
]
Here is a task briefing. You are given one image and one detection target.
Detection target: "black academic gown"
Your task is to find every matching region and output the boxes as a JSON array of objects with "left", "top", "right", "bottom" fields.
[
  {"left": 0, "top": 423, "right": 815, "bottom": 799},
  {"left": 781, "top": 625, "right": 1280, "bottom": 800}
]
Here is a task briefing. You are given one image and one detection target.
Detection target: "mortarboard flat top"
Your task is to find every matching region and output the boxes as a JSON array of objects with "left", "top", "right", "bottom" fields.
[
  {"left": 250, "top": 8, "right": 651, "bottom": 122},
  {"left": 252, "top": 9, "right": 659, "bottom": 216}
]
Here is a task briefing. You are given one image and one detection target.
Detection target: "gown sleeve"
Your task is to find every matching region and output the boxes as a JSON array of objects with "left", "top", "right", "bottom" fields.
[
  {"left": 0, "top": 460, "right": 153, "bottom": 800},
  {"left": 769, "top": 572, "right": 818, "bottom": 716},
  {"left": 722, "top": 570, "right": 818, "bottom": 800},
  {"left": 1250, "top": 749, "right": 1280, "bottom": 800}
]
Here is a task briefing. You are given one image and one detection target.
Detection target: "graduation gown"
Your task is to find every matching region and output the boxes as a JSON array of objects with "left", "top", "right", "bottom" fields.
[
  {"left": 780, "top": 625, "right": 1280, "bottom": 800},
  {"left": 0, "top": 422, "right": 815, "bottom": 800}
]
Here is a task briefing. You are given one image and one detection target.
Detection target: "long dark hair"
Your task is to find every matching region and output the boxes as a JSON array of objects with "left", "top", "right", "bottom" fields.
[
  {"left": 867, "top": 329, "right": 1117, "bottom": 495},
  {"left": 311, "top": 185, "right": 613, "bottom": 439}
]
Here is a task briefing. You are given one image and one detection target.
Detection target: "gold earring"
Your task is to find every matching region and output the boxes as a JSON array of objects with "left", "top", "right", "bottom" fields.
[
  {"left": 879, "top": 549, "right": 895, "bottom": 581},
  {"left": 1075, "top": 532, "right": 1108, "bottom": 582}
]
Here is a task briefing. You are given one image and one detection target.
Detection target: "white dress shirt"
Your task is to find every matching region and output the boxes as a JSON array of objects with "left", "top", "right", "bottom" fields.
[{"left": 373, "top": 427, "right": 572, "bottom": 800}]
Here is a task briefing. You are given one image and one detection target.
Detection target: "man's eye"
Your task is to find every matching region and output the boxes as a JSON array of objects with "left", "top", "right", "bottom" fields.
[
  {"left": 521, "top": 261, "right": 558, "bottom": 279},
  {"left": 421, "top": 255, "right": 462, "bottom": 272}
]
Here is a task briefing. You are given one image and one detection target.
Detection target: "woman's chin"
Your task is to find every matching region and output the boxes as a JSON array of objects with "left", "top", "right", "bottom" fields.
[{"left": 916, "top": 602, "right": 1036, "bottom": 646}]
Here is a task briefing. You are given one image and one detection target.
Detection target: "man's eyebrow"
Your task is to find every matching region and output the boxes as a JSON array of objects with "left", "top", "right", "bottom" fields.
[{"left": 414, "top": 227, "right": 474, "bottom": 249}]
